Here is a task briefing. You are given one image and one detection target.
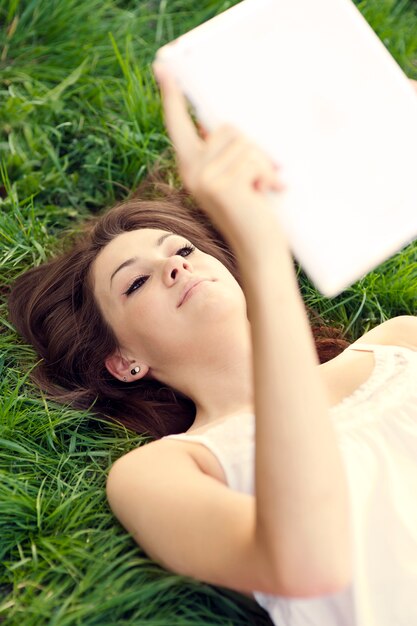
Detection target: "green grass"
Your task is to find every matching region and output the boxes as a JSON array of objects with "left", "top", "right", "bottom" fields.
[{"left": 1, "top": 0, "right": 417, "bottom": 623}]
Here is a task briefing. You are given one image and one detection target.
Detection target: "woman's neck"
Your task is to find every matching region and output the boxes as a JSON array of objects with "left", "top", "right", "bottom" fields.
[{"left": 159, "top": 318, "right": 255, "bottom": 429}]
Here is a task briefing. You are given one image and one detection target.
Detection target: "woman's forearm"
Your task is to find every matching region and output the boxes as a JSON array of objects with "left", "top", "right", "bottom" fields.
[
  {"left": 234, "top": 218, "right": 351, "bottom": 595},
  {"left": 153, "top": 63, "right": 352, "bottom": 594}
]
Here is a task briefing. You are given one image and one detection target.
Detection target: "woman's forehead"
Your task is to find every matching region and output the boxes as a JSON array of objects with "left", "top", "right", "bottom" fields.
[
  {"left": 91, "top": 227, "right": 182, "bottom": 283},
  {"left": 98, "top": 227, "right": 174, "bottom": 259}
]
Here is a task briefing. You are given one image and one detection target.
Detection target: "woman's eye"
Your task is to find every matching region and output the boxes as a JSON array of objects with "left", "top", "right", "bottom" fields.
[
  {"left": 123, "top": 275, "right": 149, "bottom": 296},
  {"left": 122, "top": 245, "right": 194, "bottom": 296},
  {"left": 176, "top": 244, "right": 195, "bottom": 257}
]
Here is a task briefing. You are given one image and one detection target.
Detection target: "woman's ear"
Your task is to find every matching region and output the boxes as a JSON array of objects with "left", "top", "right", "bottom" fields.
[{"left": 105, "top": 352, "right": 149, "bottom": 382}]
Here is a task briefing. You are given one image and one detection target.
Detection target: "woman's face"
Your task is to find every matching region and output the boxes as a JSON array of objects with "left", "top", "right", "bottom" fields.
[{"left": 92, "top": 228, "right": 246, "bottom": 376}]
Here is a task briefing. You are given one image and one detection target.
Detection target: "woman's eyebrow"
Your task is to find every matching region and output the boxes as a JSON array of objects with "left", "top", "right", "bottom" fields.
[
  {"left": 109, "top": 232, "right": 175, "bottom": 285},
  {"left": 110, "top": 256, "right": 138, "bottom": 284}
]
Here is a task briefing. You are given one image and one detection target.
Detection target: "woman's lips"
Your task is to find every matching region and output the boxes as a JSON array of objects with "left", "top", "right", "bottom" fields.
[{"left": 177, "top": 279, "right": 209, "bottom": 307}]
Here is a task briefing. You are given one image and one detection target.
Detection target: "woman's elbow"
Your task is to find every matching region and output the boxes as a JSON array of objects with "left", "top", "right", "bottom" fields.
[{"left": 275, "top": 564, "right": 352, "bottom": 599}]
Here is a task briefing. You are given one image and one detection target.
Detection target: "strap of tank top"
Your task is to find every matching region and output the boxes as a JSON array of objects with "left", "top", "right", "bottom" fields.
[{"left": 345, "top": 342, "right": 378, "bottom": 352}]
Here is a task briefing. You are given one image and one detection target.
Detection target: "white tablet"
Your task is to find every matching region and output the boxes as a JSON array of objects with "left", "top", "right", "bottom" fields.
[{"left": 155, "top": 0, "right": 417, "bottom": 297}]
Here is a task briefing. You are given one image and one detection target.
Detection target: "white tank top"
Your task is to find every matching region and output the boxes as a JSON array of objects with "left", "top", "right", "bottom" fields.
[{"left": 163, "top": 343, "right": 417, "bottom": 626}]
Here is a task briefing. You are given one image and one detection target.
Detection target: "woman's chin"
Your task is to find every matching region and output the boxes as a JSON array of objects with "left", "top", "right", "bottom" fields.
[{"left": 198, "top": 296, "right": 246, "bottom": 326}]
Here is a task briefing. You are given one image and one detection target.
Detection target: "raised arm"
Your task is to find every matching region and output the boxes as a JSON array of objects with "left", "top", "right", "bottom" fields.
[{"left": 151, "top": 63, "right": 351, "bottom": 592}]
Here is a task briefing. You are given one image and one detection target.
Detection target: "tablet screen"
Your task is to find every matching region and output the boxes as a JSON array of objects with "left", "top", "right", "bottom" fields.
[{"left": 156, "top": 0, "right": 417, "bottom": 296}]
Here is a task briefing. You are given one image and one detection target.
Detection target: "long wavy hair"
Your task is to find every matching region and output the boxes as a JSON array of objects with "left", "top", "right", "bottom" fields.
[{"left": 8, "top": 177, "right": 350, "bottom": 439}]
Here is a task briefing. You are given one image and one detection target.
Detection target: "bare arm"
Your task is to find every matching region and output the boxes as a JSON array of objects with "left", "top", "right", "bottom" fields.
[
  {"left": 152, "top": 63, "right": 351, "bottom": 592},
  {"left": 238, "top": 228, "right": 351, "bottom": 591},
  {"left": 106, "top": 314, "right": 416, "bottom": 596},
  {"left": 107, "top": 71, "right": 417, "bottom": 597}
]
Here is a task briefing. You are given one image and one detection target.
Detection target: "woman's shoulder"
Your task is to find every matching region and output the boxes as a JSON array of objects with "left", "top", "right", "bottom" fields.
[
  {"left": 110, "top": 435, "right": 192, "bottom": 468},
  {"left": 353, "top": 315, "right": 417, "bottom": 351},
  {"left": 106, "top": 438, "right": 198, "bottom": 496},
  {"left": 108, "top": 434, "right": 225, "bottom": 485}
]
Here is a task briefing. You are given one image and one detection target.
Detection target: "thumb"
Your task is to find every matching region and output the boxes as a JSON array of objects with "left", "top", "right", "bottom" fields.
[{"left": 152, "top": 60, "right": 202, "bottom": 162}]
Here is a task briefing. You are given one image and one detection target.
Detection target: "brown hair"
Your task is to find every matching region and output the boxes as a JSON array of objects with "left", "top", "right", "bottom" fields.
[{"left": 8, "top": 178, "right": 350, "bottom": 439}]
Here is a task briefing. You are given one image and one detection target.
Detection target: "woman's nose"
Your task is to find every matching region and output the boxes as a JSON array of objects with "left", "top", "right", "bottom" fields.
[{"left": 163, "top": 256, "right": 193, "bottom": 284}]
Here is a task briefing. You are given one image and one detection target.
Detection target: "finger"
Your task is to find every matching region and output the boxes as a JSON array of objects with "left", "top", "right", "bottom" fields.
[
  {"left": 153, "top": 62, "right": 202, "bottom": 163},
  {"left": 232, "top": 149, "right": 285, "bottom": 192},
  {"left": 201, "top": 127, "right": 249, "bottom": 167},
  {"left": 203, "top": 137, "right": 285, "bottom": 192},
  {"left": 195, "top": 121, "right": 209, "bottom": 140},
  {"left": 257, "top": 177, "right": 286, "bottom": 193}
]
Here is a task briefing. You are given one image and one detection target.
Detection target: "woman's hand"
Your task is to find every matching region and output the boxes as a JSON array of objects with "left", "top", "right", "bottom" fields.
[{"left": 152, "top": 62, "right": 285, "bottom": 246}]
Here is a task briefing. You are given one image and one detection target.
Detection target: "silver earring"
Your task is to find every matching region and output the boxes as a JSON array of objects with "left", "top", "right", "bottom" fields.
[
  {"left": 123, "top": 376, "right": 127, "bottom": 382},
  {"left": 130, "top": 365, "right": 141, "bottom": 376}
]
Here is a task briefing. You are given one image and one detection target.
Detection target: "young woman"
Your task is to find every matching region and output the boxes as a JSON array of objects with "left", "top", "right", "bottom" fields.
[{"left": 8, "top": 69, "right": 417, "bottom": 626}]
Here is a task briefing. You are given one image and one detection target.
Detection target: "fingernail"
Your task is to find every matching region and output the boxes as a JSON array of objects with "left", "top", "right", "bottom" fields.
[
  {"left": 196, "top": 122, "right": 208, "bottom": 139},
  {"left": 274, "top": 179, "right": 286, "bottom": 191}
]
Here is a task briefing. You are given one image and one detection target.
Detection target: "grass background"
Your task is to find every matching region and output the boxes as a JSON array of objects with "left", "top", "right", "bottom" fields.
[{"left": 1, "top": 0, "right": 417, "bottom": 623}]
